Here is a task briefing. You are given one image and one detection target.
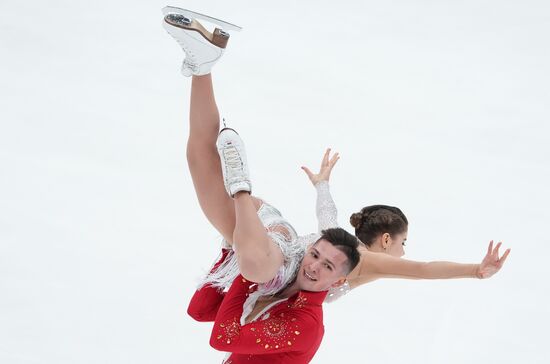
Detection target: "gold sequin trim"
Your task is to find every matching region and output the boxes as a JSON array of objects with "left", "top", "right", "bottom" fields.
[{"left": 218, "top": 317, "right": 241, "bottom": 344}]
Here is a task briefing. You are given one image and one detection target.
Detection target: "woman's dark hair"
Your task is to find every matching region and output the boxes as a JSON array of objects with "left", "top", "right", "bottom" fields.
[
  {"left": 349, "top": 205, "right": 408, "bottom": 247},
  {"left": 319, "top": 228, "right": 361, "bottom": 274}
]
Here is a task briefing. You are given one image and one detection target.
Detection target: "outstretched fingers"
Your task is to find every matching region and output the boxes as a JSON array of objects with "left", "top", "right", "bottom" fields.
[
  {"left": 302, "top": 148, "right": 341, "bottom": 186},
  {"left": 487, "top": 240, "right": 494, "bottom": 255},
  {"left": 499, "top": 248, "right": 511, "bottom": 266},
  {"left": 328, "top": 152, "right": 340, "bottom": 169},
  {"left": 322, "top": 148, "right": 331, "bottom": 166},
  {"left": 493, "top": 242, "right": 502, "bottom": 260},
  {"left": 301, "top": 166, "right": 314, "bottom": 180},
  {"left": 479, "top": 240, "right": 510, "bottom": 278}
]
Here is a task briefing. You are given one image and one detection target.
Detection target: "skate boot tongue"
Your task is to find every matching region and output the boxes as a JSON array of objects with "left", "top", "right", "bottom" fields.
[{"left": 216, "top": 129, "right": 252, "bottom": 197}]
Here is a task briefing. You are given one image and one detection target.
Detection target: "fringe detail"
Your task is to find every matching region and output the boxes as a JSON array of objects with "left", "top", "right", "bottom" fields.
[{"left": 198, "top": 202, "right": 305, "bottom": 297}]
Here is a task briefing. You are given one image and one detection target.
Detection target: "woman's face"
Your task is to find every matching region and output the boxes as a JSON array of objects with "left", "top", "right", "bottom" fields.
[{"left": 386, "top": 231, "right": 408, "bottom": 257}]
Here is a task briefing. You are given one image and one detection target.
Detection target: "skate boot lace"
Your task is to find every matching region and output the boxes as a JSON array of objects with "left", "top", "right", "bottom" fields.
[{"left": 221, "top": 145, "right": 247, "bottom": 184}]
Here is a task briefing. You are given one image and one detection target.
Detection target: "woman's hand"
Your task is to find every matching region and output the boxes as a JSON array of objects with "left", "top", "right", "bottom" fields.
[
  {"left": 477, "top": 241, "right": 511, "bottom": 279},
  {"left": 301, "top": 148, "right": 340, "bottom": 186}
]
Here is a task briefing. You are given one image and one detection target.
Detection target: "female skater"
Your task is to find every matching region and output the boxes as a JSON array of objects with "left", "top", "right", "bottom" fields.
[
  {"left": 301, "top": 150, "right": 510, "bottom": 301},
  {"left": 162, "top": 6, "right": 327, "bottom": 297},
  {"left": 162, "top": 7, "right": 510, "bottom": 363},
  {"left": 163, "top": 8, "right": 363, "bottom": 363},
  {"left": 161, "top": 5, "right": 510, "bottom": 302}
]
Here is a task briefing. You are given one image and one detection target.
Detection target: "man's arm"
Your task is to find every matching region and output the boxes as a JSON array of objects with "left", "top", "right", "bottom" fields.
[
  {"left": 209, "top": 275, "right": 320, "bottom": 355},
  {"left": 187, "top": 249, "right": 231, "bottom": 322},
  {"left": 187, "top": 285, "right": 226, "bottom": 322}
]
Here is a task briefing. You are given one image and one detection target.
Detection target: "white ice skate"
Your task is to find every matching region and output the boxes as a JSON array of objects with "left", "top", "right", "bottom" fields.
[
  {"left": 216, "top": 128, "right": 252, "bottom": 197},
  {"left": 162, "top": 6, "right": 242, "bottom": 76}
]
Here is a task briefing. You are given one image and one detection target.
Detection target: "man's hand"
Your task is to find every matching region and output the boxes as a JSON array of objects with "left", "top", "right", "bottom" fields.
[
  {"left": 477, "top": 240, "right": 511, "bottom": 279},
  {"left": 301, "top": 148, "right": 340, "bottom": 186}
]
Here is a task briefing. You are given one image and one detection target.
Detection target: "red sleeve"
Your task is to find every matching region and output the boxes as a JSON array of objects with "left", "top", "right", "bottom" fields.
[
  {"left": 187, "top": 249, "right": 230, "bottom": 322},
  {"left": 209, "top": 275, "right": 320, "bottom": 355}
]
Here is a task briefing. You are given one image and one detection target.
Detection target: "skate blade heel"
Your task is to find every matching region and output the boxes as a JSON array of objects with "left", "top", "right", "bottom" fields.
[
  {"left": 213, "top": 28, "right": 229, "bottom": 48},
  {"left": 164, "top": 15, "right": 229, "bottom": 49},
  {"left": 162, "top": 6, "right": 242, "bottom": 32}
]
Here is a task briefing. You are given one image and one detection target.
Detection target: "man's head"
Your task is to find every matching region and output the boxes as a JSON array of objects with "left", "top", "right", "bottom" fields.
[{"left": 296, "top": 228, "right": 360, "bottom": 292}]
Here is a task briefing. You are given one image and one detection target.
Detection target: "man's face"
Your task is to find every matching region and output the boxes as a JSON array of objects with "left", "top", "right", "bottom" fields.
[{"left": 295, "top": 239, "right": 349, "bottom": 292}]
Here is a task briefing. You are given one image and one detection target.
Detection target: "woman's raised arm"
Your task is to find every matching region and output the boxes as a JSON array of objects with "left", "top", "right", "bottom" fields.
[{"left": 302, "top": 148, "right": 340, "bottom": 232}]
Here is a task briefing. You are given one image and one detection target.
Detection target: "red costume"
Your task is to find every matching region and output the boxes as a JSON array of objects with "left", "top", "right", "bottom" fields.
[
  {"left": 187, "top": 250, "right": 328, "bottom": 364},
  {"left": 187, "top": 249, "right": 230, "bottom": 322}
]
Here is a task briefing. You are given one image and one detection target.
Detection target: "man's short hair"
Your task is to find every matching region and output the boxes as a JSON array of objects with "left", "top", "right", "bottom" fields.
[{"left": 318, "top": 228, "right": 361, "bottom": 274}]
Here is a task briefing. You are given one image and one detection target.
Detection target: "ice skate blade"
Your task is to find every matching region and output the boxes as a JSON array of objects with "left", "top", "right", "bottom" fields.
[
  {"left": 162, "top": 6, "right": 242, "bottom": 32},
  {"left": 219, "top": 127, "right": 239, "bottom": 135},
  {"left": 164, "top": 14, "right": 230, "bottom": 49}
]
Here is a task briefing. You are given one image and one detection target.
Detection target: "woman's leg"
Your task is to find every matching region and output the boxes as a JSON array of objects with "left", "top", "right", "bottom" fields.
[
  {"left": 232, "top": 192, "right": 284, "bottom": 283},
  {"left": 163, "top": 10, "right": 284, "bottom": 287},
  {"left": 186, "top": 74, "right": 236, "bottom": 243},
  {"left": 164, "top": 11, "right": 266, "bottom": 245},
  {"left": 214, "top": 126, "right": 286, "bottom": 283}
]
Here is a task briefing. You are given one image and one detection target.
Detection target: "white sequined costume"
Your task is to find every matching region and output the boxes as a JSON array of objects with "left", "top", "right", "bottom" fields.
[{"left": 199, "top": 181, "right": 351, "bottom": 302}]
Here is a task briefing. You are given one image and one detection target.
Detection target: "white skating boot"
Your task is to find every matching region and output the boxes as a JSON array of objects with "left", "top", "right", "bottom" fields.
[
  {"left": 216, "top": 128, "right": 252, "bottom": 197},
  {"left": 162, "top": 6, "right": 242, "bottom": 76}
]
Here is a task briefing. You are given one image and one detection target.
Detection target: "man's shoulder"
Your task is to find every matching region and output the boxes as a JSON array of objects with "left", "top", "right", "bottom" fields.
[{"left": 284, "top": 290, "right": 327, "bottom": 318}]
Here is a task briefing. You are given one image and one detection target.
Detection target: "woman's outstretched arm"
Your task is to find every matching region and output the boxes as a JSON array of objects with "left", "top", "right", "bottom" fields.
[{"left": 347, "top": 241, "right": 511, "bottom": 289}]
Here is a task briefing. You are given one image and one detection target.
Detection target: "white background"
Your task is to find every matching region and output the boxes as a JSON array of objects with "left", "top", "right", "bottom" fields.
[{"left": 1, "top": 0, "right": 549, "bottom": 363}]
